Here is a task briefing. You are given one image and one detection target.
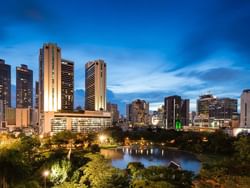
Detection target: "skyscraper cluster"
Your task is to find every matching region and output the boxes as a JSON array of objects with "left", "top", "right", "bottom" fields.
[
  {"left": 0, "top": 43, "right": 112, "bottom": 135},
  {"left": 2, "top": 42, "right": 250, "bottom": 135}
]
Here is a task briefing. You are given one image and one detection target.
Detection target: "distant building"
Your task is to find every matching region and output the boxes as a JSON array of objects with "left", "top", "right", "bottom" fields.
[
  {"left": 151, "top": 106, "right": 165, "bottom": 128},
  {"left": 16, "top": 64, "right": 33, "bottom": 108},
  {"left": 209, "top": 98, "right": 237, "bottom": 119},
  {"left": 61, "top": 59, "right": 74, "bottom": 111},
  {"left": 3, "top": 107, "right": 33, "bottom": 128},
  {"left": 127, "top": 99, "right": 149, "bottom": 126},
  {"left": 189, "top": 111, "right": 196, "bottom": 126},
  {"left": 197, "top": 94, "right": 216, "bottom": 116},
  {"left": 164, "top": 96, "right": 189, "bottom": 129},
  {"left": 107, "top": 102, "right": 119, "bottom": 124},
  {"left": 240, "top": 89, "right": 250, "bottom": 127},
  {"left": 195, "top": 93, "right": 238, "bottom": 128},
  {"left": 0, "top": 59, "right": 11, "bottom": 121},
  {"left": 35, "top": 81, "right": 39, "bottom": 109},
  {"left": 85, "top": 60, "right": 106, "bottom": 111}
]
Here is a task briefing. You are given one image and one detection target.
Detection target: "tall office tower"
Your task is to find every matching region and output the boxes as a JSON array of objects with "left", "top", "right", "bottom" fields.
[
  {"left": 107, "top": 102, "right": 119, "bottom": 124},
  {"left": 85, "top": 60, "right": 106, "bottom": 111},
  {"left": 35, "top": 81, "right": 39, "bottom": 109},
  {"left": 39, "top": 43, "right": 61, "bottom": 113},
  {"left": 197, "top": 94, "right": 216, "bottom": 116},
  {"left": 0, "top": 59, "right": 11, "bottom": 121},
  {"left": 164, "top": 95, "right": 189, "bottom": 129},
  {"left": 16, "top": 64, "right": 33, "bottom": 108},
  {"left": 61, "top": 59, "right": 74, "bottom": 111},
  {"left": 127, "top": 99, "right": 149, "bottom": 126},
  {"left": 240, "top": 89, "right": 250, "bottom": 127}
]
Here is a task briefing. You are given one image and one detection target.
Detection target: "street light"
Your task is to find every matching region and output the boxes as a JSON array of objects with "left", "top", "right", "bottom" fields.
[
  {"left": 99, "top": 134, "right": 106, "bottom": 143},
  {"left": 43, "top": 170, "right": 49, "bottom": 188}
]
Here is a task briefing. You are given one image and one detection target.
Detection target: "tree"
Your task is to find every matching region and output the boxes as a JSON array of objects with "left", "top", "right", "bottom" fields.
[
  {"left": 49, "top": 159, "right": 72, "bottom": 185},
  {"left": 20, "top": 135, "right": 41, "bottom": 160},
  {"left": 234, "top": 136, "right": 250, "bottom": 164},
  {"left": 80, "top": 154, "right": 128, "bottom": 188},
  {"left": 0, "top": 147, "right": 30, "bottom": 187},
  {"left": 127, "top": 162, "right": 144, "bottom": 176}
]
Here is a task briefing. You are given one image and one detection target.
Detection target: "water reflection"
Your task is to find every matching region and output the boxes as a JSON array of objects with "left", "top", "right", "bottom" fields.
[{"left": 101, "top": 146, "right": 201, "bottom": 174}]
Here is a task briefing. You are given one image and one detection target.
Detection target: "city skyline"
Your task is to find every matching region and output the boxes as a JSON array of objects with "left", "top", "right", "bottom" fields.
[{"left": 1, "top": 0, "right": 250, "bottom": 114}]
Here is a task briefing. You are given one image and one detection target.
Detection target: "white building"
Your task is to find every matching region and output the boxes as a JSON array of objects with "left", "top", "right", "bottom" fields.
[
  {"left": 85, "top": 60, "right": 107, "bottom": 111},
  {"left": 240, "top": 89, "right": 250, "bottom": 127}
]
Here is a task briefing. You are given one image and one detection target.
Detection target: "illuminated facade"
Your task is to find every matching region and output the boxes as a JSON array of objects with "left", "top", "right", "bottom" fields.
[
  {"left": 127, "top": 99, "right": 149, "bottom": 126},
  {"left": 61, "top": 59, "right": 74, "bottom": 111},
  {"left": 240, "top": 89, "right": 250, "bottom": 127},
  {"left": 164, "top": 96, "right": 189, "bottom": 129},
  {"left": 197, "top": 94, "right": 216, "bottom": 116},
  {"left": 43, "top": 111, "right": 111, "bottom": 134},
  {"left": 16, "top": 64, "right": 33, "bottom": 108},
  {"left": 39, "top": 43, "right": 62, "bottom": 113},
  {"left": 85, "top": 60, "right": 106, "bottom": 111},
  {"left": 0, "top": 59, "right": 11, "bottom": 121}
]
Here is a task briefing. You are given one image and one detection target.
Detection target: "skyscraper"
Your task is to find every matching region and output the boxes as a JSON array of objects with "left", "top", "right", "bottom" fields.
[
  {"left": 0, "top": 59, "right": 11, "bottom": 121},
  {"left": 240, "top": 89, "right": 250, "bottom": 127},
  {"left": 85, "top": 60, "right": 106, "bottom": 111},
  {"left": 39, "top": 43, "right": 61, "bottom": 113},
  {"left": 164, "top": 95, "right": 189, "bottom": 129},
  {"left": 61, "top": 59, "right": 74, "bottom": 111},
  {"left": 16, "top": 64, "right": 33, "bottom": 108}
]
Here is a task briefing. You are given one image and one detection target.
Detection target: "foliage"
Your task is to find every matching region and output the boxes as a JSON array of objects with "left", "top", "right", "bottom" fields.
[
  {"left": 81, "top": 154, "right": 129, "bottom": 188},
  {"left": 49, "top": 159, "right": 72, "bottom": 185},
  {"left": 131, "top": 180, "right": 175, "bottom": 188},
  {"left": 0, "top": 144, "right": 31, "bottom": 187},
  {"left": 234, "top": 136, "right": 250, "bottom": 164},
  {"left": 90, "top": 144, "right": 100, "bottom": 153},
  {"left": 127, "top": 162, "right": 144, "bottom": 175},
  {"left": 51, "top": 131, "right": 76, "bottom": 147},
  {"left": 131, "top": 166, "right": 194, "bottom": 188}
]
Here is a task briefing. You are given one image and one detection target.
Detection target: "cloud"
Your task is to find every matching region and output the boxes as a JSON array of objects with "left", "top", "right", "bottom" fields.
[{"left": 175, "top": 0, "right": 250, "bottom": 65}]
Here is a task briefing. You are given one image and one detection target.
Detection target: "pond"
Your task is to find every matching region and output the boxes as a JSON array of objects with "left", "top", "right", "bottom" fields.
[{"left": 101, "top": 146, "right": 201, "bottom": 174}]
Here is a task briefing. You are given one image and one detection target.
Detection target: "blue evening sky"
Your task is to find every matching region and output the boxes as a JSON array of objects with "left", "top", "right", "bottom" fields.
[{"left": 1, "top": 0, "right": 250, "bottom": 114}]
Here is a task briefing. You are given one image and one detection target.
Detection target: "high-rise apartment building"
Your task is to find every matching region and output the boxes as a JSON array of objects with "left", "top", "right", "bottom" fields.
[
  {"left": 164, "top": 95, "right": 189, "bottom": 129},
  {"left": 39, "top": 43, "right": 61, "bottom": 113},
  {"left": 127, "top": 99, "right": 149, "bottom": 126},
  {"left": 16, "top": 64, "right": 33, "bottom": 108},
  {"left": 85, "top": 60, "right": 106, "bottom": 111},
  {"left": 61, "top": 59, "right": 74, "bottom": 111},
  {"left": 0, "top": 59, "right": 11, "bottom": 121},
  {"left": 240, "top": 89, "right": 250, "bottom": 127}
]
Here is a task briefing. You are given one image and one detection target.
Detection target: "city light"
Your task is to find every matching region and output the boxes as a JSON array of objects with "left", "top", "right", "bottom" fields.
[
  {"left": 99, "top": 134, "right": 107, "bottom": 143},
  {"left": 43, "top": 170, "right": 50, "bottom": 177}
]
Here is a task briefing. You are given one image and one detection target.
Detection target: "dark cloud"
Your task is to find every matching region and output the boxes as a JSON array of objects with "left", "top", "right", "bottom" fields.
[
  {"left": 198, "top": 68, "right": 241, "bottom": 82},
  {"left": 176, "top": 0, "right": 250, "bottom": 65}
]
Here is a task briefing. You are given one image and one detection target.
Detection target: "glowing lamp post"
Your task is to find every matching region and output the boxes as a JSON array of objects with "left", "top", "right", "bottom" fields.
[
  {"left": 99, "top": 135, "right": 107, "bottom": 144},
  {"left": 43, "top": 170, "right": 49, "bottom": 188}
]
